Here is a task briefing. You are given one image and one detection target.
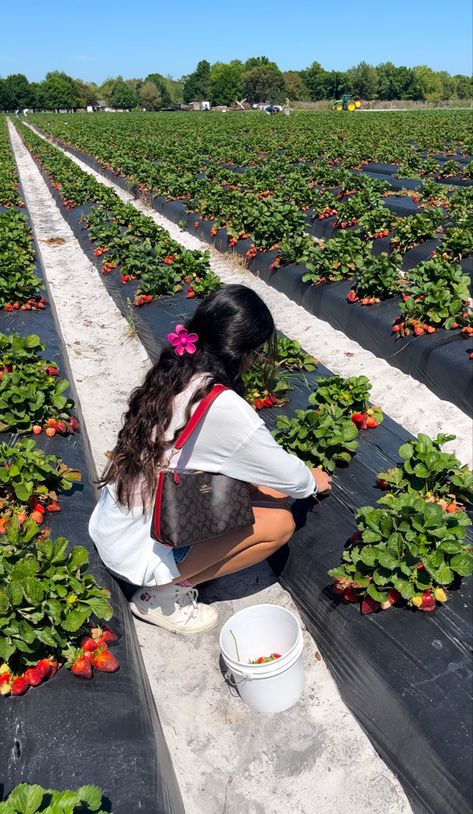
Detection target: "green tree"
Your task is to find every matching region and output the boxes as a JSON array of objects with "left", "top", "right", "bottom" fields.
[
  {"left": 453, "top": 74, "right": 473, "bottom": 99},
  {"left": 323, "top": 70, "right": 350, "bottom": 99},
  {"left": 183, "top": 60, "right": 211, "bottom": 103},
  {"left": 243, "top": 65, "right": 285, "bottom": 103},
  {"left": 74, "top": 79, "right": 98, "bottom": 107},
  {"left": 144, "top": 73, "right": 172, "bottom": 107},
  {"left": 346, "top": 61, "right": 378, "bottom": 99},
  {"left": 283, "top": 71, "right": 310, "bottom": 101},
  {"left": 139, "top": 80, "right": 163, "bottom": 110},
  {"left": 99, "top": 77, "right": 120, "bottom": 104},
  {"left": 41, "top": 71, "right": 81, "bottom": 109},
  {"left": 376, "top": 62, "right": 402, "bottom": 99},
  {"left": 302, "top": 61, "right": 327, "bottom": 101},
  {"left": 110, "top": 80, "right": 138, "bottom": 109},
  {"left": 209, "top": 61, "right": 244, "bottom": 105},
  {"left": 0, "top": 79, "right": 15, "bottom": 111},
  {"left": 412, "top": 66, "right": 444, "bottom": 101},
  {"left": 4, "top": 73, "right": 35, "bottom": 108},
  {"left": 244, "top": 56, "right": 279, "bottom": 72}
]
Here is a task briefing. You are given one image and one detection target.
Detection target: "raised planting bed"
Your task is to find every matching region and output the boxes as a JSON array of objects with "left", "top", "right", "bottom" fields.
[{"left": 0, "top": 149, "right": 184, "bottom": 814}]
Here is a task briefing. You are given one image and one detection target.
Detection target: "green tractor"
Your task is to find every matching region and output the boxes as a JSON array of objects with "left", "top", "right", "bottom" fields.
[{"left": 333, "top": 94, "right": 361, "bottom": 111}]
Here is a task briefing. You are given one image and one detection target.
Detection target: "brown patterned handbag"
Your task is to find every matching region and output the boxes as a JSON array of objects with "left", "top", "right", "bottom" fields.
[{"left": 150, "top": 384, "right": 255, "bottom": 548}]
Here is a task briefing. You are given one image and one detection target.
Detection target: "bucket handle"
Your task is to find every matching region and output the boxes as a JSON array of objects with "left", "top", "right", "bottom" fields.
[{"left": 224, "top": 670, "right": 251, "bottom": 691}]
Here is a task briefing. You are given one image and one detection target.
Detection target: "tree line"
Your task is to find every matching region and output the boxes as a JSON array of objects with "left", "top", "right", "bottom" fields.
[{"left": 1, "top": 58, "right": 472, "bottom": 112}]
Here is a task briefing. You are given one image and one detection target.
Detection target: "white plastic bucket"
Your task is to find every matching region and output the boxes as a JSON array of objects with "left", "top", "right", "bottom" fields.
[{"left": 220, "top": 604, "right": 305, "bottom": 714}]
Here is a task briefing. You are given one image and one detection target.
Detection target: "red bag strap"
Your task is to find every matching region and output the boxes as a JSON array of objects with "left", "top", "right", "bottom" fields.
[{"left": 174, "top": 384, "right": 228, "bottom": 451}]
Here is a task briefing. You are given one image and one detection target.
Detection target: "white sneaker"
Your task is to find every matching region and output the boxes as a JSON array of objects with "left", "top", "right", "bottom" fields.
[{"left": 129, "top": 584, "right": 219, "bottom": 635}]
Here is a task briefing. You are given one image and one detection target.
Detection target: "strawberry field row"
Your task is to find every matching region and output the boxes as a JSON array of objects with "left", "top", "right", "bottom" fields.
[
  {"left": 15, "top": 118, "right": 473, "bottom": 813},
  {"left": 1, "top": 121, "right": 183, "bottom": 814},
  {"left": 26, "top": 114, "right": 473, "bottom": 414}
]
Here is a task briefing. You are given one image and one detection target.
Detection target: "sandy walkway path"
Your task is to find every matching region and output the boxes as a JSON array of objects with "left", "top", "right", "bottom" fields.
[{"left": 10, "top": 118, "right": 414, "bottom": 814}]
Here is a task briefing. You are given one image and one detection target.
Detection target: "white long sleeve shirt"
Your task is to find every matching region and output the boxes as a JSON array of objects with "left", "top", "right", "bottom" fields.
[{"left": 89, "top": 376, "right": 315, "bottom": 587}]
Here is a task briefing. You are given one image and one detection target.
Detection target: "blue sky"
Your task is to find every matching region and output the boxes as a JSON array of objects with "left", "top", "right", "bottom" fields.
[{"left": 1, "top": 0, "right": 472, "bottom": 82}]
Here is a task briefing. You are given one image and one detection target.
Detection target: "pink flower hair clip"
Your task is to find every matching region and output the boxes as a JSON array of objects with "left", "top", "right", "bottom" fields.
[{"left": 167, "top": 324, "right": 199, "bottom": 356}]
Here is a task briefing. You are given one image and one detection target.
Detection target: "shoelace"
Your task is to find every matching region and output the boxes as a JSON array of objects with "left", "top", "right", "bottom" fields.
[{"left": 175, "top": 586, "right": 199, "bottom": 619}]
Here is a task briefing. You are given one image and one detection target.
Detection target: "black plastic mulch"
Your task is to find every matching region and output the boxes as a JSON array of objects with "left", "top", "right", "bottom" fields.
[{"left": 0, "top": 190, "right": 184, "bottom": 813}]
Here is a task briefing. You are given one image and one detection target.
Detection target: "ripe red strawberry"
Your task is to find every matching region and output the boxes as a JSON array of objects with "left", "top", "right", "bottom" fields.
[
  {"left": 419, "top": 591, "right": 436, "bottom": 612},
  {"left": 0, "top": 671, "right": 12, "bottom": 685},
  {"left": 365, "top": 416, "right": 378, "bottom": 429},
  {"left": 69, "top": 416, "right": 80, "bottom": 431},
  {"left": 30, "top": 510, "right": 44, "bottom": 524},
  {"left": 342, "top": 586, "right": 359, "bottom": 603},
  {"left": 32, "top": 425, "right": 42, "bottom": 434},
  {"left": 377, "top": 478, "right": 389, "bottom": 489},
  {"left": 254, "top": 398, "right": 265, "bottom": 410},
  {"left": 380, "top": 589, "right": 401, "bottom": 610},
  {"left": 47, "top": 367, "right": 59, "bottom": 376},
  {"left": 55, "top": 421, "right": 67, "bottom": 434},
  {"left": 71, "top": 654, "right": 93, "bottom": 678},
  {"left": 11, "top": 676, "right": 29, "bottom": 695},
  {"left": 91, "top": 646, "right": 119, "bottom": 673},
  {"left": 35, "top": 659, "right": 51, "bottom": 680},
  {"left": 46, "top": 500, "right": 61, "bottom": 512},
  {"left": 361, "top": 596, "right": 380, "bottom": 615},
  {"left": 81, "top": 636, "right": 97, "bottom": 652},
  {"left": 186, "top": 287, "right": 195, "bottom": 299},
  {"left": 351, "top": 412, "right": 364, "bottom": 425},
  {"left": 97, "top": 626, "right": 118, "bottom": 644},
  {"left": 24, "top": 667, "right": 43, "bottom": 686},
  {"left": 47, "top": 657, "right": 59, "bottom": 677},
  {"left": 270, "top": 653, "right": 281, "bottom": 659}
]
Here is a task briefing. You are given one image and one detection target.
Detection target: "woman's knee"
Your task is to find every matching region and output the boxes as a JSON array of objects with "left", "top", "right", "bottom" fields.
[{"left": 276, "top": 510, "right": 296, "bottom": 546}]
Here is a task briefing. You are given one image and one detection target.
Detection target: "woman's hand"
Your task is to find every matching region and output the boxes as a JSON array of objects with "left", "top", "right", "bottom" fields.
[{"left": 311, "top": 468, "right": 332, "bottom": 495}]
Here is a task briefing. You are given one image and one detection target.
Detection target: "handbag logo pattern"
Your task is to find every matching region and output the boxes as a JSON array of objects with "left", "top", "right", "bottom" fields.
[{"left": 151, "top": 386, "right": 255, "bottom": 549}]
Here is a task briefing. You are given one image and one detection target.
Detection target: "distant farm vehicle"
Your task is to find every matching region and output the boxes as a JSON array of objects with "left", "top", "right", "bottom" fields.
[{"left": 333, "top": 94, "right": 362, "bottom": 111}]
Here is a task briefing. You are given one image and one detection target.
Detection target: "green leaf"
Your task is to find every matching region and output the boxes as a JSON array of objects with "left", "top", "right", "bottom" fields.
[
  {"left": 450, "top": 551, "right": 473, "bottom": 577},
  {"left": 23, "top": 578, "right": 44, "bottom": 606},
  {"left": 86, "top": 596, "right": 113, "bottom": 620},
  {"left": 61, "top": 605, "right": 92, "bottom": 632},
  {"left": 68, "top": 546, "right": 89, "bottom": 571},
  {"left": 4, "top": 784, "right": 44, "bottom": 814},
  {"left": 76, "top": 785, "right": 103, "bottom": 811}
]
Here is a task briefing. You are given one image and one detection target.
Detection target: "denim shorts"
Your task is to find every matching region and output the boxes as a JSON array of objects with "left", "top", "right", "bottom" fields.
[{"left": 173, "top": 545, "right": 191, "bottom": 566}]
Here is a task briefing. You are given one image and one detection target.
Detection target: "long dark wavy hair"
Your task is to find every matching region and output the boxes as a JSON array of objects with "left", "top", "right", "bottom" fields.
[{"left": 99, "top": 285, "right": 276, "bottom": 508}]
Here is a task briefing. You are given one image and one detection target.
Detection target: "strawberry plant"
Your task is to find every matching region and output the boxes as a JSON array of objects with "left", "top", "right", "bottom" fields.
[
  {"left": 0, "top": 518, "right": 116, "bottom": 692},
  {"left": 0, "top": 212, "right": 45, "bottom": 310},
  {"left": 0, "top": 366, "right": 78, "bottom": 435},
  {"left": 394, "top": 257, "right": 470, "bottom": 335},
  {"left": 0, "top": 783, "right": 110, "bottom": 812},
  {"left": 329, "top": 492, "right": 472, "bottom": 613},
  {"left": 0, "top": 332, "right": 58, "bottom": 374},
  {"left": 439, "top": 221, "right": 473, "bottom": 261},
  {"left": 273, "top": 406, "right": 359, "bottom": 472},
  {"left": 302, "top": 232, "right": 371, "bottom": 285},
  {"left": 0, "top": 438, "right": 80, "bottom": 525},
  {"left": 309, "top": 374, "right": 383, "bottom": 427},
  {"left": 377, "top": 433, "right": 473, "bottom": 509},
  {"left": 0, "top": 116, "right": 24, "bottom": 207},
  {"left": 390, "top": 209, "right": 443, "bottom": 252},
  {"left": 274, "top": 336, "right": 317, "bottom": 372},
  {"left": 357, "top": 206, "right": 396, "bottom": 239},
  {"left": 347, "top": 252, "right": 402, "bottom": 304},
  {"left": 243, "top": 356, "right": 291, "bottom": 410}
]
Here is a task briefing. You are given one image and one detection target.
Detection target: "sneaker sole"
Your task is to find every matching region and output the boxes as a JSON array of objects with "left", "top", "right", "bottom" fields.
[{"left": 129, "top": 601, "right": 219, "bottom": 635}]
